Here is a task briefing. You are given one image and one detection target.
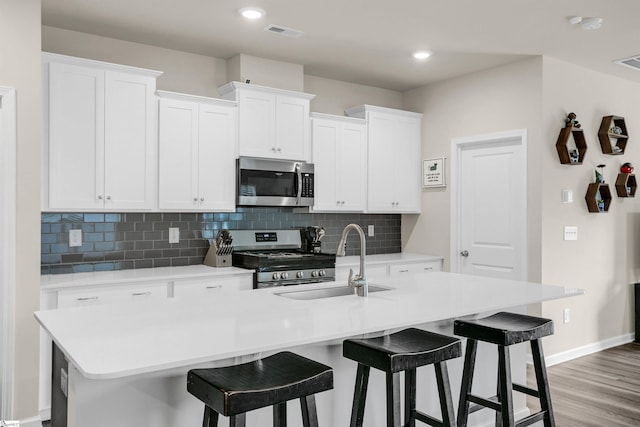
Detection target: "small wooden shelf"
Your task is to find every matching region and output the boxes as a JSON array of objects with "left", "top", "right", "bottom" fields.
[
  {"left": 556, "top": 126, "right": 587, "bottom": 165},
  {"left": 598, "top": 116, "right": 628, "bottom": 155},
  {"left": 585, "top": 183, "right": 612, "bottom": 213},
  {"left": 615, "top": 173, "right": 637, "bottom": 198}
]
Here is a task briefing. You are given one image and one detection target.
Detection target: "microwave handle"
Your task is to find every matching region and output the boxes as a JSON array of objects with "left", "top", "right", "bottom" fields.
[{"left": 295, "top": 163, "right": 302, "bottom": 205}]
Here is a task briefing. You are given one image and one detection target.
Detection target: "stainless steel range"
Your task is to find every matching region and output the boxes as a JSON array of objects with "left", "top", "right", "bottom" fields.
[{"left": 231, "top": 230, "right": 336, "bottom": 288}]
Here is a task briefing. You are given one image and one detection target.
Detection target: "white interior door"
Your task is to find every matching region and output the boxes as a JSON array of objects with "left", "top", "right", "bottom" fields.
[
  {"left": 451, "top": 130, "right": 527, "bottom": 280},
  {"left": 0, "top": 86, "right": 16, "bottom": 420}
]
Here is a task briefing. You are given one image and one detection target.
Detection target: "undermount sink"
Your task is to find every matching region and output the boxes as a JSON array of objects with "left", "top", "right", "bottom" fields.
[{"left": 275, "top": 285, "right": 392, "bottom": 300}]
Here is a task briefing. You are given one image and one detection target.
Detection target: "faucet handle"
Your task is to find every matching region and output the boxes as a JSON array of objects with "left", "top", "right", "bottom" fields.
[{"left": 348, "top": 268, "right": 354, "bottom": 287}]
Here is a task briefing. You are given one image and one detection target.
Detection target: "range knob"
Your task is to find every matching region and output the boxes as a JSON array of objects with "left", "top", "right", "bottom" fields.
[
  {"left": 272, "top": 273, "right": 280, "bottom": 280},
  {"left": 318, "top": 269, "right": 326, "bottom": 277},
  {"left": 296, "top": 271, "right": 305, "bottom": 278},
  {"left": 280, "top": 272, "right": 289, "bottom": 280},
  {"left": 311, "top": 270, "right": 318, "bottom": 277}
]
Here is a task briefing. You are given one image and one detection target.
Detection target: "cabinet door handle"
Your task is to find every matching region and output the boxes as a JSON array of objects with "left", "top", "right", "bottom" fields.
[
  {"left": 97, "top": 195, "right": 103, "bottom": 200},
  {"left": 131, "top": 292, "right": 151, "bottom": 297},
  {"left": 193, "top": 198, "right": 198, "bottom": 203},
  {"left": 206, "top": 285, "right": 222, "bottom": 289},
  {"left": 76, "top": 296, "right": 99, "bottom": 301},
  {"left": 106, "top": 195, "right": 111, "bottom": 201},
  {"left": 200, "top": 197, "right": 204, "bottom": 202},
  {"left": 423, "top": 267, "right": 433, "bottom": 271},
  {"left": 399, "top": 269, "right": 409, "bottom": 273},
  {"left": 272, "top": 147, "right": 277, "bottom": 152},
  {"left": 277, "top": 148, "right": 282, "bottom": 152}
]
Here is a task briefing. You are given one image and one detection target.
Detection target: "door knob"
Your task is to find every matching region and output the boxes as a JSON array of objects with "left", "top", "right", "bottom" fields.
[{"left": 460, "top": 250, "right": 469, "bottom": 257}]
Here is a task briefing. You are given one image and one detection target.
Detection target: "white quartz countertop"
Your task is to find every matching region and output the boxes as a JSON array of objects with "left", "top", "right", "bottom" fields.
[
  {"left": 336, "top": 253, "right": 442, "bottom": 267},
  {"left": 35, "top": 272, "right": 582, "bottom": 380},
  {"left": 40, "top": 265, "right": 253, "bottom": 291}
]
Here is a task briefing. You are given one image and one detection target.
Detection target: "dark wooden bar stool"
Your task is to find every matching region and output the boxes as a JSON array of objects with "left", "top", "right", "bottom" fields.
[
  {"left": 454, "top": 312, "right": 555, "bottom": 427},
  {"left": 187, "top": 351, "right": 333, "bottom": 427},
  {"left": 343, "top": 328, "right": 462, "bottom": 427}
]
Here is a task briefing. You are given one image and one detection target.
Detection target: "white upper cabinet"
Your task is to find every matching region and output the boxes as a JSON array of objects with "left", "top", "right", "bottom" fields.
[
  {"left": 218, "top": 82, "right": 315, "bottom": 161},
  {"left": 157, "top": 91, "right": 237, "bottom": 212},
  {"left": 311, "top": 113, "right": 367, "bottom": 212},
  {"left": 346, "top": 105, "right": 423, "bottom": 214},
  {"left": 43, "top": 53, "right": 161, "bottom": 211}
]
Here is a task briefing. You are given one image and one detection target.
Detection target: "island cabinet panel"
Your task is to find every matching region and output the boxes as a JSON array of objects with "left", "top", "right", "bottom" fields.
[
  {"left": 218, "top": 81, "right": 315, "bottom": 161},
  {"left": 172, "top": 275, "right": 253, "bottom": 297},
  {"left": 158, "top": 91, "right": 237, "bottom": 212},
  {"left": 346, "top": 105, "right": 422, "bottom": 213},
  {"left": 389, "top": 260, "right": 443, "bottom": 276},
  {"left": 57, "top": 282, "right": 168, "bottom": 308},
  {"left": 43, "top": 53, "right": 161, "bottom": 211},
  {"left": 311, "top": 113, "right": 367, "bottom": 212}
]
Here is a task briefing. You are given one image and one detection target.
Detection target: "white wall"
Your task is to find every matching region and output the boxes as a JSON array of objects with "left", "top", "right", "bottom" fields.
[
  {"left": 227, "top": 53, "right": 304, "bottom": 92},
  {"left": 401, "top": 58, "right": 543, "bottom": 282},
  {"left": 42, "top": 26, "right": 228, "bottom": 98},
  {"left": 0, "top": 0, "right": 41, "bottom": 419},
  {"left": 540, "top": 57, "right": 640, "bottom": 356}
]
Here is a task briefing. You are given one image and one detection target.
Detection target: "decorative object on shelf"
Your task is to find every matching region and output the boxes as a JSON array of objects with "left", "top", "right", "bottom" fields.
[
  {"left": 585, "top": 182, "right": 612, "bottom": 213},
  {"left": 595, "top": 164, "right": 606, "bottom": 183},
  {"left": 565, "top": 112, "right": 581, "bottom": 128},
  {"left": 556, "top": 113, "right": 587, "bottom": 165},
  {"left": 423, "top": 157, "right": 446, "bottom": 188},
  {"left": 598, "top": 115, "right": 628, "bottom": 155},
  {"left": 621, "top": 162, "right": 634, "bottom": 174}
]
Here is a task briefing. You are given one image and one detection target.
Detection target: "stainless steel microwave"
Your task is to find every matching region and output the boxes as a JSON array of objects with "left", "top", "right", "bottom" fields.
[{"left": 237, "top": 157, "right": 315, "bottom": 207}]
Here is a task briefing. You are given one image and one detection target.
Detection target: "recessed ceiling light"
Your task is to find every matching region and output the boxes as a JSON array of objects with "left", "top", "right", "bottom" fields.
[
  {"left": 413, "top": 51, "right": 432, "bottom": 60},
  {"left": 239, "top": 7, "right": 266, "bottom": 20}
]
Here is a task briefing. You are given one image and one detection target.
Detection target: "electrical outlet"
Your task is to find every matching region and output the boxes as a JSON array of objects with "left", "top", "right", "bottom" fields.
[
  {"left": 563, "top": 308, "right": 570, "bottom": 324},
  {"left": 563, "top": 226, "right": 578, "bottom": 241},
  {"left": 169, "top": 227, "right": 180, "bottom": 244},
  {"left": 368, "top": 225, "right": 374, "bottom": 237},
  {"left": 69, "top": 229, "right": 82, "bottom": 247}
]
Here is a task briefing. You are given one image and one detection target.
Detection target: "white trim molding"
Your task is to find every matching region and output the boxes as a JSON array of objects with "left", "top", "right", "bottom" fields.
[
  {"left": 531, "top": 332, "right": 635, "bottom": 367},
  {"left": 0, "top": 86, "right": 17, "bottom": 421}
]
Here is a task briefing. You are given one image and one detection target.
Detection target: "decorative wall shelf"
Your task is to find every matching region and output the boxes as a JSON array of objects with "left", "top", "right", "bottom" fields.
[
  {"left": 598, "top": 115, "right": 628, "bottom": 155},
  {"left": 556, "top": 126, "right": 587, "bottom": 165},
  {"left": 585, "top": 183, "right": 612, "bottom": 213},
  {"left": 615, "top": 173, "right": 637, "bottom": 198}
]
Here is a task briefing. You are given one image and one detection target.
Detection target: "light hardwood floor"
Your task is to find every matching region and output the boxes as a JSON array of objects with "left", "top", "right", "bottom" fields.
[{"left": 528, "top": 342, "right": 640, "bottom": 426}]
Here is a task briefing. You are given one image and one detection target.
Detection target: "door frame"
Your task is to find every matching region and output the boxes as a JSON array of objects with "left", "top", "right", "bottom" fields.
[
  {"left": 0, "top": 86, "right": 17, "bottom": 419},
  {"left": 449, "top": 129, "right": 528, "bottom": 276}
]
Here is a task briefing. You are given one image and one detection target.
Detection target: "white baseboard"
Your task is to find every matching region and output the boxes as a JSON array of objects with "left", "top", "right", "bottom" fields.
[
  {"left": 17, "top": 416, "right": 42, "bottom": 427},
  {"left": 526, "top": 332, "right": 635, "bottom": 367}
]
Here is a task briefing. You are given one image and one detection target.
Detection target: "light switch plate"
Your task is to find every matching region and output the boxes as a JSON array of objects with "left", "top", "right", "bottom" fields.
[
  {"left": 69, "top": 229, "right": 82, "bottom": 247},
  {"left": 563, "top": 226, "right": 578, "bottom": 241},
  {"left": 169, "top": 227, "right": 180, "bottom": 244},
  {"left": 368, "top": 225, "right": 374, "bottom": 237}
]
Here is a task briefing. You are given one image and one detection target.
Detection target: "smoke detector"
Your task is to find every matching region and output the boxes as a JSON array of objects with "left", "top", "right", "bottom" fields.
[{"left": 264, "top": 24, "right": 304, "bottom": 38}]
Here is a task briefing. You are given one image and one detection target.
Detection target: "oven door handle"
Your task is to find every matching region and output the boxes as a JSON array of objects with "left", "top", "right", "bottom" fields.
[{"left": 295, "top": 163, "right": 302, "bottom": 205}]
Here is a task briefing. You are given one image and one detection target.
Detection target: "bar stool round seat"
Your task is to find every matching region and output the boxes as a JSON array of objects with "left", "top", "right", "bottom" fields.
[
  {"left": 187, "top": 351, "right": 333, "bottom": 427},
  {"left": 454, "top": 312, "right": 555, "bottom": 427},
  {"left": 343, "top": 327, "right": 462, "bottom": 427}
]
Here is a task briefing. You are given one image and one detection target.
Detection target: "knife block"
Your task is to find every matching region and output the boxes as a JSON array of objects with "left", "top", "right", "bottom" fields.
[{"left": 203, "top": 242, "right": 232, "bottom": 268}]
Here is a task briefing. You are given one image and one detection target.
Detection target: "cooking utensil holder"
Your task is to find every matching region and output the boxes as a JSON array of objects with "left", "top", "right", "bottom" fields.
[{"left": 203, "top": 241, "right": 232, "bottom": 268}]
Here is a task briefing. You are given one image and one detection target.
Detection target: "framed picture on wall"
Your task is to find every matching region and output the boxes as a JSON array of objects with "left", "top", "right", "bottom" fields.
[{"left": 423, "top": 157, "right": 446, "bottom": 188}]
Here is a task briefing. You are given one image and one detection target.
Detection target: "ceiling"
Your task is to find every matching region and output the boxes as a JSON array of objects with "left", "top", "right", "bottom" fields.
[{"left": 42, "top": 0, "right": 640, "bottom": 92}]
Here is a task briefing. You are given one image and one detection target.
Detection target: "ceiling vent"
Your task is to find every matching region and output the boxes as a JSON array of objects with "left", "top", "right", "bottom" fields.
[
  {"left": 615, "top": 55, "right": 640, "bottom": 71},
  {"left": 264, "top": 24, "right": 304, "bottom": 38}
]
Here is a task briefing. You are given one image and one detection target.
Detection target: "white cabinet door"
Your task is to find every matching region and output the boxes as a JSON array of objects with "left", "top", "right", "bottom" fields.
[
  {"left": 237, "top": 89, "right": 276, "bottom": 158},
  {"left": 312, "top": 115, "right": 366, "bottom": 212},
  {"left": 220, "top": 82, "right": 314, "bottom": 161},
  {"left": 158, "top": 98, "right": 198, "bottom": 210},
  {"left": 347, "top": 105, "right": 422, "bottom": 213},
  {"left": 158, "top": 93, "right": 237, "bottom": 212},
  {"left": 48, "top": 62, "right": 105, "bottom": 210},
  {"left": 44, "top": 54, "right": 159, "bottom": 211},
  {"left": 104, "top": 71, "right": 157, "bottom": 210},
  {"left": 276, "top": 95, "right": 309, "bottom": 161},
  {"left": 197, "top": 103, "right": 237, "bottom": 211}
]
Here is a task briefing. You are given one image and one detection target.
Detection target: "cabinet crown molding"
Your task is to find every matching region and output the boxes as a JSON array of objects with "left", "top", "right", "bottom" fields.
[
  {"left": 310, "top": 112, "right": 366, "bottom": 124},
  {"left": 217, "top": 81, "right": 316, "bottom": 101},
  {"left": 345, "top": 104, "right": 423, "bottom": 119},
  {"left": 156, "top": 90, "right": 237, "bottom": 107},
  {"left": 42, "top": 52, "right": 163, "bottom": 78}
]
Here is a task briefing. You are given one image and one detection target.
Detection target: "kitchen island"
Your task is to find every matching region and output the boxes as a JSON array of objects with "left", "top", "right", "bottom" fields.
[{"left": 35, "top": 272, "right": 582, "bottom": 427}]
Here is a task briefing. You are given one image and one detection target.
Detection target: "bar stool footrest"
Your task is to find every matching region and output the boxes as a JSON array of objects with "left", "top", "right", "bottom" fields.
[
  {"left": 414, "top": 409, "right": 445, "bottom": 427},
  {"left": 515, "top": 411, "right": 546, "bottom": 427},
  {"left": 468, "top": 394, "right": 502, "bottom": 412},
  {"left": 513, "top": 383, "right": 540, "bottom": 398}
]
